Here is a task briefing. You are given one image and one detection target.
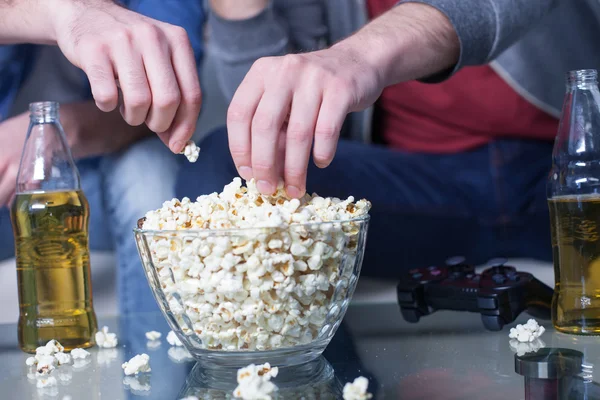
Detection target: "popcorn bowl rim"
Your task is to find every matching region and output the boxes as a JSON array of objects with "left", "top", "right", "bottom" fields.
[{"left": 133, "top": 214, "right": 370, "bottom": 234}]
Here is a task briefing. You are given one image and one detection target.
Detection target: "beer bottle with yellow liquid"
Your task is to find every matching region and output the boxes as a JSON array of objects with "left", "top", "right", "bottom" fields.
[
  {"left": 11, "top": 101, "right": 97, "bottom": 352},
  {"left": 549, "top": 70, "right": 600, "bottom": 335}
]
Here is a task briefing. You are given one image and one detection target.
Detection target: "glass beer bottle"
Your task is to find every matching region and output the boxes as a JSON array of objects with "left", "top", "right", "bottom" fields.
[
  {"left": 11, "top": 102, "right": 97, "bottom": 352},
  {"left": 549, "top": 69, "right": 600, "bottom": 335}
]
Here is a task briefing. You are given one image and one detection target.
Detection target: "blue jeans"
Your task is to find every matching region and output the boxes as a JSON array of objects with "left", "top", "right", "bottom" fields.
[
  {"left": 0, "top": 136, "right": 180, "bottom": 314},
  {"left": 176, "top": 128, "right": 553, "bottom": 278}
]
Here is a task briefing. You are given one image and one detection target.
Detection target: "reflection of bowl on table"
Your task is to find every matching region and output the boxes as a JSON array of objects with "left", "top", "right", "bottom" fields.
[
  {"left": 178, "top": 356, "right": 342, "bottom": 398},
  {"left": 134, "top": 216, "right": 369, "bottom": 367}
]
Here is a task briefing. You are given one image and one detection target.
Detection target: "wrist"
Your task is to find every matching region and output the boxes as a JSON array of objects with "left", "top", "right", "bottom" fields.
[{"left": 210, "top": 0, "right": 270, "bottom": 20}]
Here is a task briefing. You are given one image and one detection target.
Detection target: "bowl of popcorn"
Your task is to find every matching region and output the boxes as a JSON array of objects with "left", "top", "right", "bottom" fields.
[{"left": 134, "top": 178, "right": 370, "bottom": 367}]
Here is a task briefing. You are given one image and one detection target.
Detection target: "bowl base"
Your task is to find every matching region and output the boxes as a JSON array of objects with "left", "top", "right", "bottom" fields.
[{"left": 188, "top": 341, "right": 328, "bottom": 369}]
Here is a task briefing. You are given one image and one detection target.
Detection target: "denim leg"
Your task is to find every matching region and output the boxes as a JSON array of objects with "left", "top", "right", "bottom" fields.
[
  {"left": 0, "top": 158, "right": 113, "bottom": 262},
  {"left": 177, "top": 129, "right": 505, "bottom": 278},
  {"left": 100, "top": 137, "right": 182, "bottom": 315}
]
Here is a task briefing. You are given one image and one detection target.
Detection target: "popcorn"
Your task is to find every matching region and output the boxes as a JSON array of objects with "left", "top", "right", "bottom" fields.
[
  {"left": 141, "top": 178, "right": 370, "bottom": 351},
  {"left": 167, "top": 330, "right": 184, "bottom": 346},
  {"left": 145, "top": 331, "right": 162, "bottom": 341},
  {"left": 181, "top": 140, "right": 200, "bottom": 163},
  {"left": 36, "top": 376, "right": 58, "bottom": 388},
  {"left": 71, "top": 348, "right": 91, "bottom": 359},
  {"left": 122, "top": 354, "right": 151, "bottom": 376},
  {"left": 233, "top": 363, "right": 278, "bottom": 399},
  {"left": 96, "top": 326, "right": 119, "bottom": 348},
  {"left": 54, "top": 352, "right": 71, "bottom": 365},
  {"left": 343, "top": 377, "right": 372, "bottom": 400},
  {"left": 510, "top": 338, "right": 546, "bottom": 356},
  {"left": 36, "top": 355, "right": 57, "bottom": 376},
  {"left": 25, "top": 357, "right": 37, "bottom": 366},
  {"left": 509, "top": 319, "right": 546, "bottom": 343},
  {"left": 167, "top": 347, "right": 194, "bottom": 363},
  {"left": 180, "top": 397, "right": 199, "bottom": 400}
]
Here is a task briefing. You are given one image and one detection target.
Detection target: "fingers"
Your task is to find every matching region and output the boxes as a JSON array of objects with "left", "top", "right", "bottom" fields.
[
  {"left": 227, "top": 62, "right": 267, "bottom": 181},
  {"left": 0, "top": 165, "right": 17, "bottom": 208},
  {"left": 139, "top": 25, "right": 181, "bottom": 135},
  {"left": 312, "top": 88, "right": 348, "bottom": 169},
  {"left": 284, "top": 89, "right": 322, "bottom": 198},
  {"left": 112, "top": 32, "right": 151, "bottom": 126},
  {"left": 80, "top": 45, "right": 119, "bottom": 112},
  {"left": 159, "top": 26, "right": 202, "bottom": 153},
  {"left": 251, "top": 85, "right": 293, "bottom": 195}
]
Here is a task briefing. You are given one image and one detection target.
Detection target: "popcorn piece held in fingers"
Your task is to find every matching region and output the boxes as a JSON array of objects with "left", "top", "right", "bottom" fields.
[{"left": 181, "top": 140, "right": 200, "bottom": 163}]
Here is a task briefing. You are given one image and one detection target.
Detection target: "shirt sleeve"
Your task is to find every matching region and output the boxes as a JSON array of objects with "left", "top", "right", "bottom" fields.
[
  {"left": 208, "top": 0, "right": 327, "bottom": 101},
  {"left": 125, "top": 0, "right": 205, "bottom": 65},
  {"left": 401, "top": 0, "right": 562, "bottom": 81}
]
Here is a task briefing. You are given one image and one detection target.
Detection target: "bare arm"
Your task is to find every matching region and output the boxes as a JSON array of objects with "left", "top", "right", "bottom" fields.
[
  {"left": 210, "top": 0, "right": 269, "bottom": 20},
  {"left": 227, "top": 3, "right": 459, "bottom": 197},
  {"left": 0, "top": 0, "right": 202, "bottom": 154}
]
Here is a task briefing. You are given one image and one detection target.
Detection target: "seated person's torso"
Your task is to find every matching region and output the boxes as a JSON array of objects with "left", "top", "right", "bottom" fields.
[{"left": 367, "top": 0, "right": 559, "bottom": 154}]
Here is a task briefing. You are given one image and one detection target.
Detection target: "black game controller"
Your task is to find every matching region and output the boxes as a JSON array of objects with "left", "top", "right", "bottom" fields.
[{"left": 397, "top": 257, "right": 554, "bottom": 331}]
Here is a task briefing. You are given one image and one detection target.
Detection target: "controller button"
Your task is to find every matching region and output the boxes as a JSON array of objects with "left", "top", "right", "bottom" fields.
[
  {"left": 477, "top": 297, "right": 498, "bottom": 310},
  {"left": 430, "top": 269, "right": 441, "bottom": 276},
  {"left": 428, "top": 266, "right": 438, "bottom": 271},
  {"left": 466, "top": 273, "right": 474, "bottom": 279},
  {"left": 492, "top": 274, "right": 506, "bottom": 284},
  {"left": 412, "top": 273, "right": 423, "bottom": 279}
]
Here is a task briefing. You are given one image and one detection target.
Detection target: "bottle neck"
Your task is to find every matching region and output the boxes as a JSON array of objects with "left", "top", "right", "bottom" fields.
[
  {"left": 566, "top": 69, "right": 599, "bottom": 92},
  {"left": 29, "top": 101, "right": 59, "bottom": 124}
]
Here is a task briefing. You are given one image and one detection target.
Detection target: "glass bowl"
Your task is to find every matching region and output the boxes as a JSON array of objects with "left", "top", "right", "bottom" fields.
[{"left": 133, "top": 215, "right": 369, "bottom": 367}]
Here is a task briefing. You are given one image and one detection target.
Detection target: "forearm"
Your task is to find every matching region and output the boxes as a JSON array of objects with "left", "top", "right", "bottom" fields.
[
  {"left": 0, "top": 0, "right": 71, "bottom": 44},
  {"left": 210, "top": 0, "right": 268, "bottom": 20},
  {"left": 334, "top": 3, "right": 459, "bottom": 87},
  {"left": 61, "top": 102, "right": 152, "bottom": 159}
]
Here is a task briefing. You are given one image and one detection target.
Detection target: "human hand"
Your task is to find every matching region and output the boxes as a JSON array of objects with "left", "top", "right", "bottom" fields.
[
  {"left": 51, "top": 0, "right": 202, "bottom": 153},
  {"left": 227, "top": 45, "right": 383, "bottom": 198},
  {"left": 0, "top": 113, "right": 29, "bottom": 207},
  {"left": 209, "top": 0, "right": 269, "bottom": 20}
]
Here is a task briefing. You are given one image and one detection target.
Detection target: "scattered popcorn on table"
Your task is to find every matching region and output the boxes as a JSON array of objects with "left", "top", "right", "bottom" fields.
[
  {"left": 71, "top": 348, "right": 91, "bottom": 359},
  {"left": 122, "top": 353, "right": 151, "bottom": 376},
  {"left": 167, "top": 330, "right": 183, "bottom": 347},
  {"left": 141, "top": 178, "right": 370, "bottom": 352},
  {"left": 25, "top": 357, "right": 37, "bottom": 366},
  {"left": 510, "top": 338, "right": 547, "bottom": 357},
  {"left": 233, "top": 363, "right": 278, "bottom": 400},
  {"left": 36, "top": 376, "right": 58, "bottom": 388},
  {"left": 180, "top": 396, "right": 199, "bottom": 400},
  {"left": 181, "top": 140, "right": 200, "bottom": 163},
  {"left": 54, "top": 352, "right": 71, "bottom": 365},
  {"left": 145, "top": 331, "right": 162, "bottom": 341},
  {"left": 509, "top": 319, "right": 546, "bottom": 343},
  {"left": 167, "top": 347, "right": 194, "bottom": 363},
  {"left": 147, "top": 340, "right": 161, "bottom": 349},
  {"left": 36, "top": 355, "right": 57, "bottom": 376},
  {"left": 343, "top": 377, "right": 373, "bottom": 400},
  {"left": 96, "top": 326, "right": 119, "bottom": 348}
]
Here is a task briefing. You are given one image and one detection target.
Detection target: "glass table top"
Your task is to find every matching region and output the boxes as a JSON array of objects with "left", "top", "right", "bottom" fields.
[{"left": 1, "top": 302, "right": 599, "bottom": 400}]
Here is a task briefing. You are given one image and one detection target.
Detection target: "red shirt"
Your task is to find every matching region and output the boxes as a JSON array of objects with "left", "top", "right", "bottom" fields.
[{"left": 367, "top": 0, "right": 559, "bottom": 153}]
